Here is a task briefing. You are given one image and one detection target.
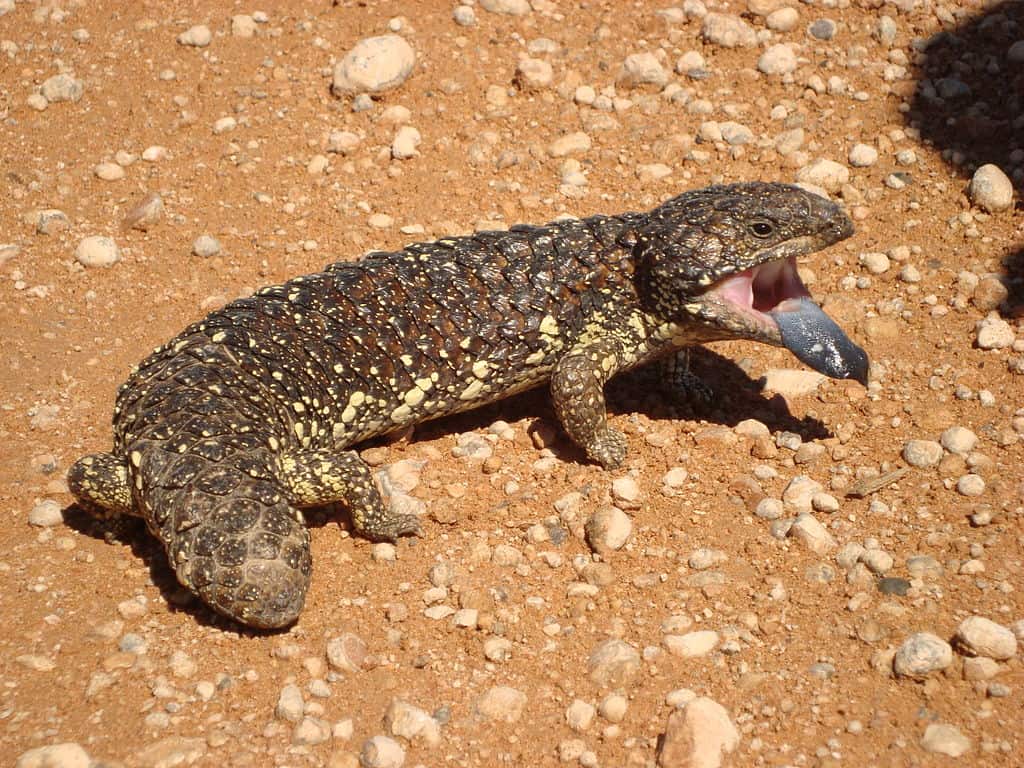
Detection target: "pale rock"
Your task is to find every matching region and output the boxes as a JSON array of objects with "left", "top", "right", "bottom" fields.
[
  {"left": 657, "top": 697, "right": 740, "bottom": 768},
  {"left": 384, "top": 699, "right": 441, "bottom": 746},
  {"left": 955, "top": 616, "right": 1017, "bottom": 660},
  {"left": 548, "top": 132, "right": 592, "bottom": 157},
  {"left": 332, "top": 35, "right": 416, "bottom": 96},
  {"left": 968, "top": 164, "right": 1013, "bottom": 213},
  {"left": 177, "top": 25, "right": 212, "bottom": 47},
  {"left": 757, "top": 44, "right": 797, "bottom": 76},
  {"left": 701, "top": 13, "right": 757, "bottom": 48},
  {"left": 664, "top": 630, "right": 720, "bottom": 658},
  {"left": 516, "top": 57, "right": 553, "bottom": 89},
  {"left": 587, "top": 639, "right": 641, "bottom": 687},
  {"left": 618, "top": 52, "right": 668, "bottom": 88},
  {"left": 41, "top": 73, "right": 84, "bottom": 103},
  {"left": 585, "top": 506, "right": 632, "bottom": 554},
  {"left": 16, "top": 743, "right": 91, "bottom": 768},
  {"left": 902, "top": 439, "right": 943, "bottom": 468},
  {"left": 360, "top": 736, "right": 406, "bottom": 768},
  {"left": 921, "top": 724, "right": 971, "bottom": 757},
  {"left": 480, "top": 0, "right": 531, "bottom": 14},
  {"left": 893, "top": 632, "right": 953, "bottom": 677},
  {"left": 796, "top": 159, "right": 849, "bottom": 192},
  {"left": 391, "top": 126, "right": 421, "bottom": 159},
  {"left": 788, "top": 513, "right": 835, "bottom": 554},
  {"left": 475, "top": 686, "right": 526, "bottom": 722},
  {"left": 75, "top": 236, "right": 121, "bottom": 268},
  {"left": 763, "top": 368, "right": 826, "bottom": 397}
]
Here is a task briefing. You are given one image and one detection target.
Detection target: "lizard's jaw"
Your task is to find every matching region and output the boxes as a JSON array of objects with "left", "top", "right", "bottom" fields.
[{"left": 706, "top": 256, "right": 869, "bottom": 385}]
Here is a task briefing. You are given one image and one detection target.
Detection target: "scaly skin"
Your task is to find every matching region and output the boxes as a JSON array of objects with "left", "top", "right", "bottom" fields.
[{"left": 69, "top": 182, "right": 860, "bottom": 628}]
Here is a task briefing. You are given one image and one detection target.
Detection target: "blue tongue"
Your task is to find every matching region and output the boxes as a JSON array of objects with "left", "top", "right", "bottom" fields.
[{"left": 771, "top": 298, "right": 869, "bottom": 385}]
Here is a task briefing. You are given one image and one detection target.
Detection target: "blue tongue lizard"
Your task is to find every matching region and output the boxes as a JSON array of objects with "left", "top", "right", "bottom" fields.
[{"left": 770, "top": 297, "right": 869, "bottom": 385}]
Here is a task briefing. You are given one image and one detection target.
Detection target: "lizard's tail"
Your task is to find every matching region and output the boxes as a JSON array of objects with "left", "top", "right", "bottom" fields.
[{"left": 128, "top": 438, "right": 312, "bottom": 629}]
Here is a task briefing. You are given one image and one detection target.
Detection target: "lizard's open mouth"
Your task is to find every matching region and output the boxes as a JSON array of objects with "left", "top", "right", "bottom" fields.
[{"left": 708, "top": 256, "right": 869, "bottom": 384}]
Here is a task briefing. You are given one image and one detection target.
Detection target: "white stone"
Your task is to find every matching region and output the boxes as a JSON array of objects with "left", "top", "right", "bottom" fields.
[
  {"left": 893, "top": 632, "right": 953, "bottom": 677},
  {"left": 585, "top": 506, "right": 632, "bottom": 553},
  {"left": 860, "top": 252, "right": 890, "bottom": 274},
  {"left": 479, "top": 0, "right": 531, "bottom": 15},
  {"left": 41, "top": 73, "right": 84, "bottom": 103},
  {"left": 757, "top": 44, "right": 797, "bottom": 76},
  {"left": 384, "top": 699, "right": 441, "bottom": 746},
  {"left": 658, "top": 697, "right": 740, "bottom": 768},
  {"left": 516, "top": 57, "right": 553, "bottom": 89},
  {"left": 327, "top": 130, "right": 361, "bottom": 154},
  {"left": 968, "top": 164, "right": 1014, "bottom": 213},
  {"left": 276, "top": 683, "right": 305, "bottom": 723},
  {"left": 332, "top": 35, "right": 415, "bottom": 95},
  {"left": 940, "top": 426, "right": 977, "bottom": 455},
  {"left": 849, "top": 143, "right": 879, "bottom": 167},
  {"left": 391, "top": 126, "right": 421, "bottom": 159},
  {"left": 976, "top": 316, "right": 1015, "bottom": 349},
  {"left": 664, "top": 630, "right": 720, "bottom": 658},
  {"left": 902, "top": 439, "right": 943, "bottom": 467},
  {"left": 94, "top": 162, "right": 125, "bottom": 181},
  {"left": 795, "top": 159, "right": 849, "bottom": 192},
  {"left": 587, "top": 639, "right": 641, "bottom": 687},
  {"left": 921, "top": 724, "right": 971, "bottom": 757},
  {"left": 766, "top": 7, "right": 799, "bottom": 32},
  {"left": 788, "top": 513, "right": 835, "bottom": 555},
  {"left": 75, "top": 236, "right": 121, "bottom": 268},
  {"left": 360, "top": 735, "right": 406, "bottom": 768},
  {"left": 763, "top": 368, "right": 826, "bottom": 397},
  {"left": 701, "top": 13, "right": 757, "bottom": 48},
  {"left": 16, "top": 743, "right": 91, "bottom": 768},
  {"left": 192, "top": 235, "right": 221, "bottom": 258},
  {"left": 782, "top": 475, "right": 823, "bottom": 512},
  {"left": 453, "top": 5, "right": 477, "bottom": 26},
  {"left": 566, "top": 699, "right": 596, "bottom": 732},
  {"left": 548, "top": 132, "right": 592, "bottom": 157},
  {"left": 955, "top": 616, "right": 1017, "bottom": 660},
  {"left": 618, "top": 52, "right": 668, "bottom": 88},
  {"left": 142, "top": 145, "right": 169, "bottom": 162},
  {"left": 212, "top": 116, "right": 237, "bottom": 134},
  {"left": 177, "top": 25, "right": 212, "bottom": 47},
  {"left": 231, "top": 15, "right": 256, "bottom": 38},
  {"left": 475, "top": 686, "right": 526, "bottom": 722}
]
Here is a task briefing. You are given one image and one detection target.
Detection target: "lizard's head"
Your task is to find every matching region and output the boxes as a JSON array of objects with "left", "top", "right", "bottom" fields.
[{"left": 637, "top": 182, "right": 868, "bottom": 385}]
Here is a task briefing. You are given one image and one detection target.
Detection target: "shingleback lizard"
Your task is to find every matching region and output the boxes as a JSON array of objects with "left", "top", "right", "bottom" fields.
[{"left": 69, "top": 182, "right": 868, "bottom": 629}]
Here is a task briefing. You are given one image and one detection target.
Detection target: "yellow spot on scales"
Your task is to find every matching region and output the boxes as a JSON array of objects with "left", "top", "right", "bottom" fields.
[
  {"left": 211, "top": 331, "right": 226, "bottom": 343},
  {"left": 293, "top": 402, "right": 306, "bottom": 413},
  {"left": 539, "top": 315, "right": 559, "bottom": 336},
  {"left": 390, "top": 404, "right": 412, "bottom": 421},
  {"left": 459, "top": 379, "right": 486, "bottom": 401},
  {"left": 130, "top": 451, "right": 142, "bottom": 467},
  {"left": 268, "top": 436, "right": 279, "bottom": 450},
  {"left": 341, "top": 405, "right": 358, "bottom": 423},
  {"left": 471, "top": 361, "right": 490, "bottom": 379},
  {"left": 525, "top": 350, "right": 545, "bottom": 365}
]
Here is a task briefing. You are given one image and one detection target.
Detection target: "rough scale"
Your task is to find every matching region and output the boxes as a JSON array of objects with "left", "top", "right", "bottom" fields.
[{"left": 69, "top": 182, "right": 868, "bottom": 628}]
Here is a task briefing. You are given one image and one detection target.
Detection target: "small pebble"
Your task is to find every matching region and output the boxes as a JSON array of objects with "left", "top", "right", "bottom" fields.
[
  {"left": 75, "top": 236, "right": 121, "bottom": 268},
  {"left": 332, "top": 35, "right": 416, "bottom": 95},
  {"left": 955, "top": 616, "right": 1017, "bottom": 660},
  {"left": 192, "top": 235, "right": 221, "bottom": 258},
  {"left": 921, "top": 723, "right": 971, "bottom": 757},
  {"left": 177, "top": 25, "right": 212, "bottom": 48},
  {"left": 893, "top": 633, "right": 953, "bottom": 677},
  {"left": 968, "top": 164, "right": 1014, "bottom": 213}
]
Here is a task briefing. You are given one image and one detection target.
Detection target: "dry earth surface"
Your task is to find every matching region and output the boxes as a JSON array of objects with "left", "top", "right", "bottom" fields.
[{"left": 2, "top": 0, "right": 1024, "bottom": 766}]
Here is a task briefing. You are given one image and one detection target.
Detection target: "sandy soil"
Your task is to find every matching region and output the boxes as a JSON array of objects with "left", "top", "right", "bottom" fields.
[{"left": 1, "top": 1, "right": 1022, "bottom": 766}]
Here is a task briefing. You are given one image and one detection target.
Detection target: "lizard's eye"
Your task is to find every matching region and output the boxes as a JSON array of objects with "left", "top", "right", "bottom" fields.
[{"left": 749, "top": 220, "right": 774, "bottom": 238}]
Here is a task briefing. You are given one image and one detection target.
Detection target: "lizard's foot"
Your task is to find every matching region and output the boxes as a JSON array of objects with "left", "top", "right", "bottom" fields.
[
  {"left": 660, "top": 349, "right": 715, "bottom": 407},
  {"left": 278, "top": 447, "right": 422, "bottom": 543}
]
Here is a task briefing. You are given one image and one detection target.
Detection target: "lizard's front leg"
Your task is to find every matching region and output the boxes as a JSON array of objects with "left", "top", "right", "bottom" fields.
[{"left": 550, "top": 336, "right": 629, "bottom": 470}]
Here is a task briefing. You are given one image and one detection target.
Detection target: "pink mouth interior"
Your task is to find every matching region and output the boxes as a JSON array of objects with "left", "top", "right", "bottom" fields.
[{"left": 710, "top": 257, "right": 811, "bottom": 324}]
